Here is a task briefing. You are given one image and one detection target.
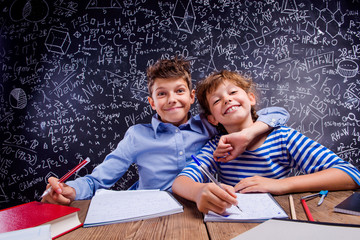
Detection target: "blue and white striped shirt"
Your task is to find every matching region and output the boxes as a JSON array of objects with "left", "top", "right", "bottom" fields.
[{"left": 178, "top": 126, "right": 360, "bottom": 186}]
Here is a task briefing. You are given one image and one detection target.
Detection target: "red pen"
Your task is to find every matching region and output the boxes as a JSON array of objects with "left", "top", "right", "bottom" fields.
[
  {"left": 41, "top": 157, "right": 90, "bottom": 198},
  {"left": 301, "top": 198, "right": 314, "bottom": 221}
]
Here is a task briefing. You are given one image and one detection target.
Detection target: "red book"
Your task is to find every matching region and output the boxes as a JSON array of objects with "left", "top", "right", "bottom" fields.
[{"left": 0, "top": 201, "right": 83, "bottom": 239}]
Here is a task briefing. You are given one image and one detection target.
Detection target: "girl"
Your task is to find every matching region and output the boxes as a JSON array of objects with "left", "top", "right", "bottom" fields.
[{"left": 172, "top": 70, "right": 360, "bottom": 214}]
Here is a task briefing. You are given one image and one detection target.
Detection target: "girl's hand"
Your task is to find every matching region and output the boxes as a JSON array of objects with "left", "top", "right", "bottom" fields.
[
  {"left": 234, "top": 176, "right": 288, "bottom": 195},
  {"left": 195, "top": 183, "right": 238, "bottom": 214}
]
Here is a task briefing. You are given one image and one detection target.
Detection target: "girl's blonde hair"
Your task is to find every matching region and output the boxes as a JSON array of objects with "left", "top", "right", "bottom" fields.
[{"left": 196, "top": 70, "right": 258, "bottom": 122}]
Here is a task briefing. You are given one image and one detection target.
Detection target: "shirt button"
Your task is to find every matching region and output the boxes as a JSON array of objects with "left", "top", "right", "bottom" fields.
[
  {"left": 179, "top": 151, "right": 183, "bottom": 155},
  {"left": 175, "top": 129, "right": 179, "bottom": 133}
]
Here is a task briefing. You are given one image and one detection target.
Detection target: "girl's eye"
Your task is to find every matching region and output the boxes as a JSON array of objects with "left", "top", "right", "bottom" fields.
[
  {"left": 230, "top": 90, "right": 237, "bottom": 95},
  {"left": 157, "top": 92, "right": 166, "bottom": 97},
  {"left": 213, "top": 99, "right": 220, "bottom": 105}
]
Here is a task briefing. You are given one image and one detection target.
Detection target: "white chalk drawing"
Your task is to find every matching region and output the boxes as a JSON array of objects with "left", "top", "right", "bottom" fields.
[
  {"left": 86, "top": 0, "right": 122, "bottom": 9},
  {"left": 0, "top": 185, "right": 8, "bottom": 203},
  {"left": 315, "top": 1, "right": 344, "bottom": 38},
  {"left": 9, "top": 88, "right": 27, "bottom": 109},
  {"left": 300, "top": 107, "right": 326, "bottom": 141},
  {"left": 241, "top": 27, "right": 280, "bottom": 51},
  {"left": 105, "top": 70, "right": 129, "bottom": 101},
  {"left": 9, "top": 0, "right": 49, "bottom": 31},
  {"left": 281, "top": 0, "right": 298, "bottom": 14},
  {"left": 45, "top": 28, "right": 71, "bottom": 55},
  {"left": 172, "top": 0, "right": 196, "bottom": 34},
  {"left": 337, "top": 59, "right": 358, "bottom": 81}
]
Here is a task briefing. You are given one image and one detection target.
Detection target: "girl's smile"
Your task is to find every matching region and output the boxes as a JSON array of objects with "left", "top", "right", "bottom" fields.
[{"left": 206, "top": 80, "right": 256, "bottom": 133}]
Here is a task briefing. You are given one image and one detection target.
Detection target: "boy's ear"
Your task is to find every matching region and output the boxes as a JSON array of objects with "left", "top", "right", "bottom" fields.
[
  {"left": 190, "top": 89, "right": 195, "bottom": 104},
  {"left": 248, "top": 92, "right": 256, "bottom": 106},
  {"left": 147, "top": 96, "right": 156, "bottom": 110},
  {"left": 207, "top": 114, "right": 219, "bottom": 126}
]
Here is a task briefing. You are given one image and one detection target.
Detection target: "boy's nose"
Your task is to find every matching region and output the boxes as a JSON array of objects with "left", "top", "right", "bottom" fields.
[{"left": 168, "top": 92, "right": 176, "bottom": 103}]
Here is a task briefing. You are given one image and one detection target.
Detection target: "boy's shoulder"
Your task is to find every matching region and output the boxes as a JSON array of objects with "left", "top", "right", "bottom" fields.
[{"left": 125, "top": 122, "right": 153, "bottom": 135}]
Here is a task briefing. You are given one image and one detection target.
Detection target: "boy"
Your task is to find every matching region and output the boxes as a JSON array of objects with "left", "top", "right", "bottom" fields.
[
  {"left": 172, "top": 70, "right": 360, "bottom": 214},
  {"left": 42, "top": 57, "right": 289, "bottom": 205}
]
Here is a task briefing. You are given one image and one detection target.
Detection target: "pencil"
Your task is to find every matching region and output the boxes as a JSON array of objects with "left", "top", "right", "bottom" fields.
[
  {"left": 289, "top": 194, "right": 297, "bottom": 220},
  {"left": 301, "top": 198, "right": 314, "bottom": 221},
  {"left": 191, "top": 155, "right": 242, "bottom": 212},
  {"left": 41, "top": 157, "right": 90, "bottom": 198}
]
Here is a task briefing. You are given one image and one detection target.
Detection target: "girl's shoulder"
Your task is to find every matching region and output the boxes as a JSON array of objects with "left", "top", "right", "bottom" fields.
[{"left": 266, "top": 125, "right": 303, "bottom": 142}]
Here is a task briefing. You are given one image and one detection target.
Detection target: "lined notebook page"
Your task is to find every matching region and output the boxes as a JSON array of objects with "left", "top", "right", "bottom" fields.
[
  {"left": 84, "top": 189, "right": 183, "bottom": 227},
  {"left": 205, "top": 193, "right": 288, "bottom": 222}
]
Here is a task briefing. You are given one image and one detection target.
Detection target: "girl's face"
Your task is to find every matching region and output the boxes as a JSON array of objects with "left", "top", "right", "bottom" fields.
[{"left": 206, "top": 80, "right": 256, "bottom": 133}]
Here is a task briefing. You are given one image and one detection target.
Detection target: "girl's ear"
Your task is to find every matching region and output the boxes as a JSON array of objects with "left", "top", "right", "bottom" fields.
[
  {"left": 147, "top": 96, "right": 156, "bottom": 110},
  {"left": 207, "top": 114, "right": 219, "bottom": 126},
  {"left": 248, "top": 92, "right": 256, "bottom": 106}
]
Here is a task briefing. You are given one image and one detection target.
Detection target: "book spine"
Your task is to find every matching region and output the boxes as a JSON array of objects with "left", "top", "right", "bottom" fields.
[{"left": 334, "top": 208, "right": 360, "bottom": 216}]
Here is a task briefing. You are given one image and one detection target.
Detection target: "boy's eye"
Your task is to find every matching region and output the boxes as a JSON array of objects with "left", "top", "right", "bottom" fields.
[
  {"left": 230, "top": 90, "right": 237, "bottom": 95},
  {"left": 177, "top": 88, "right": 185, "bottom": 94},
  {"left": 213, "top": 99, "right": 220, "bottom": 105},
  {"left": 157, "top": 92, "right": 166, "bottom": 97}
]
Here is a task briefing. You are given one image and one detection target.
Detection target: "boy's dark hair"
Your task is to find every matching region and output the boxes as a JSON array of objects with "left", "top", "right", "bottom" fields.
[
  {"left": 146, "top": 56, "right": 192, "bottom": 96},
  {"left": 196, "top": 70, "right": 258, "bottom": 122}
]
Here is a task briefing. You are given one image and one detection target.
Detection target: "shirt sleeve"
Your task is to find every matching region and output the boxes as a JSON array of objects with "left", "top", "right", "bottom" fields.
[
  {"left": 66, "top": 127, "right": 136, "bottom": 200},
  {"left": 178, "top": 137, "right": 220, "bottom": 183},
  {"left": 285, "top": 128, "right": 360, "bottom": 186},
  {"left": 257, "top": 107, "right": 290, "bottom": 127}
]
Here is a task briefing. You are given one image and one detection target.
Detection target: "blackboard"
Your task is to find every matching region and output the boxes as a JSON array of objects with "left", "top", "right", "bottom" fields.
[{"left": 0, "top": 0, "right": 359, "bottom": 210}]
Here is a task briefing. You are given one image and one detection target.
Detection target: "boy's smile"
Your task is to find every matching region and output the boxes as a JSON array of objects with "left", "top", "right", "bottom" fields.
[
  {"left": 148, "top": 77, "right": 195, "bottom": 126},
  {"left": 206, "top": 80, "right": 256, "bottom": 133}
]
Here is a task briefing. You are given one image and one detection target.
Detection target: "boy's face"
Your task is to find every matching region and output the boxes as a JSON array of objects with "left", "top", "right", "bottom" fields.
[
  {"left": 148, "top": 77, "right": 195, "bottom": 126},
  {"left": 206, "top": 80, "right": 256, "bottom": 133}
]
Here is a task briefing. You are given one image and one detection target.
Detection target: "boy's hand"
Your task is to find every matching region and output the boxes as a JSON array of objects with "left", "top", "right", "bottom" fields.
[
  {"left": 41, "top": 177, "right": 76, "bottom": 205},
  {"left": 213, "top": 130, "right": 253, "bottom": 163},
  {"left": 194, "top": 183, "right": 238, "bottom": 214},
  {"left": 234, "top": 176, "right": 287, "bottom": 195}
]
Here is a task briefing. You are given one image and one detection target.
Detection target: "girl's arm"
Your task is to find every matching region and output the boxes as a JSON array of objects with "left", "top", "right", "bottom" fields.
[
  {"left": 235, "top": 128, "right": 360, "bottom": 194},
  {"left": 235, "top": 168, "right": 358, "bottom": 195}
]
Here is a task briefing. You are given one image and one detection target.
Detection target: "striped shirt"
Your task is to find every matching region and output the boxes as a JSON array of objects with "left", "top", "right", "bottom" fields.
[{"left": 178, "top": 126, "right": 360, "bottom": 186}]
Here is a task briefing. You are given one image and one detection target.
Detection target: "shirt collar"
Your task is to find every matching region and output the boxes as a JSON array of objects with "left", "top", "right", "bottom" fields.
[{"left": 151, "top": 113, "right": 205, "bottom": 138}]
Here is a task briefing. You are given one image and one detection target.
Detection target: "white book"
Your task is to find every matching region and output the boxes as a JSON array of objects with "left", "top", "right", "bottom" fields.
[
  {"left": 84, "top": 189, "right": 183, "bottom": 227},
  {"left": 204, "top": 193, "right": 288, "bottom": 222},
  {"left": 232, "top": 219, "right": 360, "bottom": 240}
]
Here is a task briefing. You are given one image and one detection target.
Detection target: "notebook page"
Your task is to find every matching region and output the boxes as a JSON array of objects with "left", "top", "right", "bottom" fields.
[{"left": 84, "top": 190, "right": 183, "bottom": 226}]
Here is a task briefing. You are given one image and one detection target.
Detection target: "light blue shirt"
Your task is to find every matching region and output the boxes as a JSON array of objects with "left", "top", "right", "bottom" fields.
[{"left": 67, "top": 107, "right": 289, "bottom": 200}]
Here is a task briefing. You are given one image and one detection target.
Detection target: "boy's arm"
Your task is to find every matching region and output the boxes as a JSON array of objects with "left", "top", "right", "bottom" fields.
[
  {"left": 214, "top": 107, "right": 290, "bottom": 162},
  {"left": 172, "top": 176, "right": 238, "bottom": 214}
]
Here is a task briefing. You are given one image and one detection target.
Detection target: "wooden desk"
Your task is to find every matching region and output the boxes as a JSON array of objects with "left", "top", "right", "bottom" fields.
[{"left": 58, "top": 191, "right": 360, "bottom": 240}]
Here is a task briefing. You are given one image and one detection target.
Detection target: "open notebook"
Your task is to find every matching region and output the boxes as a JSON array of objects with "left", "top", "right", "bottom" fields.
[
  {"left": 205, "top": 193, "right": 288, "bottom": 222},
  {"left": 84, "top": 189, "right": 183, "bottom": 227}
]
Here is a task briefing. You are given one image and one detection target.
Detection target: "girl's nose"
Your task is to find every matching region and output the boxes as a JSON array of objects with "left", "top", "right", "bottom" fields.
[{"left": 225, "top": 98, "right": 232, "bottom": 105}]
